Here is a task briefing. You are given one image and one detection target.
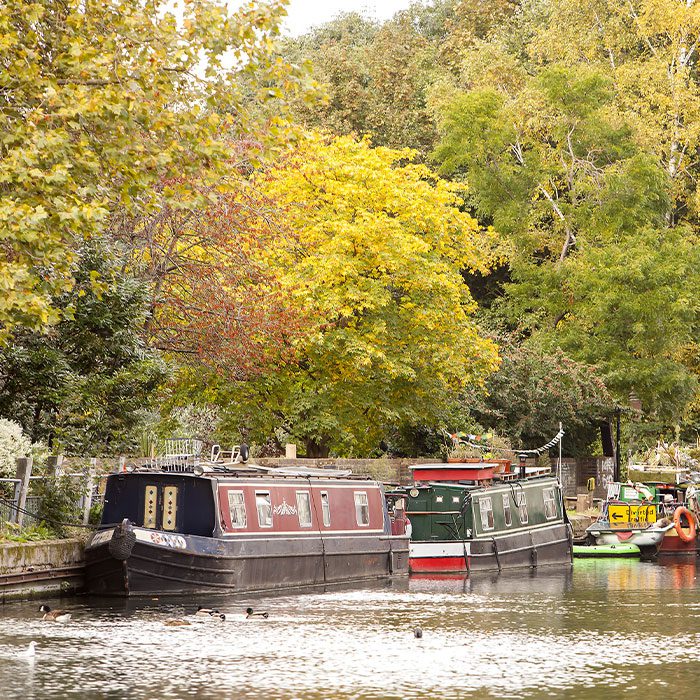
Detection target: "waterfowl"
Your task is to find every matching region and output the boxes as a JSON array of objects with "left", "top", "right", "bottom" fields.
[
  {"left": 245, "top": 607, "right": 269, "bottom": 619},
  {"left": 39, "top": 605, "right": 71, "bottom": 623},
  {"left": 195, "top": 606, "right": 221, "bottom": 617},
  {"left": 414, "top": 627, "right": 423, "bottom": 639},
  {"left": 20, "top": 642, "right": 36, "bottom": 659},
  {"left": 164, "top": 618, "right": 191, "bottom": 627}
]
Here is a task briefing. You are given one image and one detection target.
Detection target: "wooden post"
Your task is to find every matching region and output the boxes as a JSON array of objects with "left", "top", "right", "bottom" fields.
[
  {"left": 82, "top": 458, "right": 97, "bottom": 525},
  {"left": 14, "top": 456, "right": 33, "bottom": 527},
  {"left": 46, "top": 454, "right": 64, "bottom": 477}
]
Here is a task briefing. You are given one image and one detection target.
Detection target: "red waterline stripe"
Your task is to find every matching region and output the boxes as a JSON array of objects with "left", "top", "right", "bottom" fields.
[{"left": 410, "top": 556, "right": 468, "bottom": 572}]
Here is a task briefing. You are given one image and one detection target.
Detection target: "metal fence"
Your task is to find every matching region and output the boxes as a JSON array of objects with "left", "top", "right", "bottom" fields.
[{"left": 0, "top": 474, "right": 103, "bottom": 529}]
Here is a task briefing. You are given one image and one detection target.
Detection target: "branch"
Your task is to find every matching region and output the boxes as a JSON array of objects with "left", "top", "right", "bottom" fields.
[{"left": 538, "top": 184, "right": 576, "bottom": 262}]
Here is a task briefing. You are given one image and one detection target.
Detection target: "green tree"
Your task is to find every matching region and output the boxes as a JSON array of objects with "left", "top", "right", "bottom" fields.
[
  {"left": 281, "top": 11, "right": 439, "bottom": 152},
  {"left": 471, "top": 337, "right": 615, "bottom": 454},
  {"left": 0, "top": 242, "right": 166, "bottom": 453},
  {"left": 434, "top": 60, "right": 700, "bottom": 421}
]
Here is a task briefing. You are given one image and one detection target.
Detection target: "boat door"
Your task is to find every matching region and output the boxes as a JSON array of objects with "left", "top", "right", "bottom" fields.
[{"left": 142, "top": 482, "right": 179, "bottom": 531}]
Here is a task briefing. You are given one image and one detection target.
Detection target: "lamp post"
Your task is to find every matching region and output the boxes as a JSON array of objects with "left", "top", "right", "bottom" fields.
[{"left": 615, "top": 407, "right": 621, "bottom": 482}]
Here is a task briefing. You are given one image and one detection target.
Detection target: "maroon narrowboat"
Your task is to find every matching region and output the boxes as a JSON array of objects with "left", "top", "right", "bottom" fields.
[{"left": 85, "top": 462, "right": 409, "bottom": 596}]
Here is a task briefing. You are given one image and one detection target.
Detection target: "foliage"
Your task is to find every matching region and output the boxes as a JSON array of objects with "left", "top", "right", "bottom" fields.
[
  {"left": 434, "top": 55, "right": 700, "bottom": 423},
  {"left": 0, "top": 242, "right": 167, "bottom": 453},
  {"left": 0, "top": 0, "right": 307, "bottom": 337},
  {"left": 32, "top": 475, "right": 85, "bottom": 539},
  {"left": 88, "top": 501, "right": 103, "bottom": 527},
  {"left": 0, "top": 521, "right": 55, "bottom": 543},
  {"left": 0, "top": 419, "right": 32, "bottom": 478},
  {"left": 200, "top": 132, "right": 500, "bottom": 456},
  {"left": 470, "top": 338, "right": 615, "bottom": 455},
  {"left": 281, "top": 12, "right": 440, "bottom": 153},
  {"left": 119, "top": 174, "right": 306, "bottom": 379}
]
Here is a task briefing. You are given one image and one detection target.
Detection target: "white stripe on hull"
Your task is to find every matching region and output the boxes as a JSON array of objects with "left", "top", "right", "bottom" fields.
[{"left": 410, "top": 541, "right": 471, "bottom": 558}]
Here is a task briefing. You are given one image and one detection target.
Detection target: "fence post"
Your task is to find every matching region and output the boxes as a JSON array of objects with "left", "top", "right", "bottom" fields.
[
  {"left": 14, "top": 456, "right": 33, "bottom": 527},
  {"left": 46, "top": 454, "right": 64, "bottom": 477},
  {"left": 82, "top": 458, "right": 97, "bottom": 525}
]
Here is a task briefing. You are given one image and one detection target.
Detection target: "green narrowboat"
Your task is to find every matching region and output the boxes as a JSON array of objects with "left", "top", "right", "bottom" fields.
[{"left": 387, "top": 461, "right": 573, "bottom": 573}]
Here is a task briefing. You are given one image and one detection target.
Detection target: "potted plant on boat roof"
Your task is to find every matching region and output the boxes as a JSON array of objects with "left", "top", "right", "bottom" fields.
[{"left": 443, "top": 431, "right": 514, "bottom": 471}]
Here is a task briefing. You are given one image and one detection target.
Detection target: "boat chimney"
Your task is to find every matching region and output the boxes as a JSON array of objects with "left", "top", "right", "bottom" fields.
[{"left": 518, "top": 453, "right": 527, "bottom": 479}]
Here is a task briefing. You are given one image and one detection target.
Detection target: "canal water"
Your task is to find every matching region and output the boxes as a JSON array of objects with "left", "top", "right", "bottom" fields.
[{"left": 1, "top": 559, "right": 698, "bottom": 699}]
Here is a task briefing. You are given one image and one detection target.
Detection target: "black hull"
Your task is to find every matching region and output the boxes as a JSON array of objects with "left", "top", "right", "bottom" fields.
[{"left": 85, "top": 529, "right": 410, "bottom": 596}]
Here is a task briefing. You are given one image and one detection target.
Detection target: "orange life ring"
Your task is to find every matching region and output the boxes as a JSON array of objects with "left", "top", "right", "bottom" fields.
[{"left": 673, "top": 506, "right": 696, "bottom": 543}]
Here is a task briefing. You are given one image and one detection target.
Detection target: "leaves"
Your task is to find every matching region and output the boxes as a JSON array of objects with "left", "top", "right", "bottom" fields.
[
  {"left": 0, "top": 0, "right": 306, "bottom": 336},
  {"left": 210, "top": 132, "right": 500, "bottom": 455}
]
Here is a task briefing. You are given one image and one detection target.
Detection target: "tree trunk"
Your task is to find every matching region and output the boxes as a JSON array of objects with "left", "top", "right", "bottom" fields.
[{"left": 305, "top": 437, "right": 331, "bottom": 458}]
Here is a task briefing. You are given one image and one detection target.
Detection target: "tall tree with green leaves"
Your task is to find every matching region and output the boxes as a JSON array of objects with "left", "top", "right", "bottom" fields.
[
  {"left": 434, "top": 59, "right": 700, "bottom": 420},
  {"left": 281, "top": 11, "right": 440, "bottom": 153},
  {"left": 0, "top": 242, "right": 166, "bottom": 453}
]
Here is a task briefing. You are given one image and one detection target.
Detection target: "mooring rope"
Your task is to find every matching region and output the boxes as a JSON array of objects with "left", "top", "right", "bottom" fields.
[{"left": 0, "top": 496, "right": 98, "bottom": 530}]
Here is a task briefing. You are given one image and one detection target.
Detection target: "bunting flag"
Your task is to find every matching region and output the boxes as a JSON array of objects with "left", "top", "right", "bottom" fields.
[{"left": 445, "top": 426, "right": 565, "bottom": 455}]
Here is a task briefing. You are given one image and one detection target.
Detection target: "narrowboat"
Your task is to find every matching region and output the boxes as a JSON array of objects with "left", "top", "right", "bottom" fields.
[
  {"left": 386, "top": 461, "right": 572, "bottom": 573},
  {"left": 85, "top": 458, "right": 409, "bottom": 596}
]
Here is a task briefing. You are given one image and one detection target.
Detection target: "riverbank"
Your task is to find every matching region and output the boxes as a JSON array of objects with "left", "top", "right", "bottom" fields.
[{"left": 0, "top": 538, "right": 84, "bottom": 603}]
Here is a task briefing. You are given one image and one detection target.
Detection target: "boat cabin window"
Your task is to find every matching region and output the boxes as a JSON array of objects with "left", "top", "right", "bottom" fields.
[
  {"left": 144, "top": 485, "right": 158, "bottom": 529},
  {"left": 516, "top": 491, "right": 528, "bottom": 524},
  {"left": 256, "top": 491, "right": 273, "bottom": 528},
  {"left": 228, "top": 490, "right": 247, "bottom": 529},
  {"left": 354, "top": 491, "right": 370, "bottom": 526},
  {"left": 479, "top": 497, "right": 494, "bottom": 531},
  {"left": 503, "top": 494, "right": 512, "bottom": 527},
  {"left": 296, "top": 491, "right": 312, "bottom": 527},
  {"left": 543, "top": 487, "right": 557, "bottom": 520},
  {"left": 321, "top": 491, "right": 331, "bottom": 527}
]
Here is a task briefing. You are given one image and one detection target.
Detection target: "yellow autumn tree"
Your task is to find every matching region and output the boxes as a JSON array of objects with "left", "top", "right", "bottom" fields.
[{"left": 216, "top": 133, "right": 500, "bottom": 456}]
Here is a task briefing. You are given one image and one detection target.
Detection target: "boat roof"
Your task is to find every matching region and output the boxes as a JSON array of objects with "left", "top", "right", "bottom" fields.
[{"left": 119, "top": 461, "right": 374, "bottom": 482}]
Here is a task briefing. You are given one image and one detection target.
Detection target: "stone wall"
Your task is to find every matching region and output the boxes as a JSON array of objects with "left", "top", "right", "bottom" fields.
[
  {"left": 62, "top": 454, "right": 617, "bottom": 493},
  {"left": 0, "top": 538, "right": 85, "bottom": 603}
]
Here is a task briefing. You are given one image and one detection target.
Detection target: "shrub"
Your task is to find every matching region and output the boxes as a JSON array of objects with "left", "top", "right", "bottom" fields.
[
  {"left": 0, "top": 418, "right": 31, "bottom": 478},
  {"left": 32, "top": 475, "right": 85, "bottom": 538}
]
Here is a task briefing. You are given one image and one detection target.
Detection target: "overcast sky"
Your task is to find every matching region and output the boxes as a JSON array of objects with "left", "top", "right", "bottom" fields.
[{"left": 282, "top": 0, "right": 422, "bottom": 36}]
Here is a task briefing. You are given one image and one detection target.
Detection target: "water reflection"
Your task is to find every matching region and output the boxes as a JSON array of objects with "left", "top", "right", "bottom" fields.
[{"left": 0, "top": 560, "right": 699, "bottom": 699}]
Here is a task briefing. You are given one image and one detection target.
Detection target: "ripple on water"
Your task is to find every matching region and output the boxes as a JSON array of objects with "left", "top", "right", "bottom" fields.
[{"left": 1, "top": 561, "right": 700, "bottom": 699}]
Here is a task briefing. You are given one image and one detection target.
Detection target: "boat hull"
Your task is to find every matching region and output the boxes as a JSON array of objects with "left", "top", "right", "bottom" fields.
[
  {"left": 85, "top": 526, "right": 409, "bottom": 596},
  {"left": 658, "top": 529, "right": 700, "bottom": 555},
  {"left": 408, "top": 523, "right": 572, "bottom": 574}
]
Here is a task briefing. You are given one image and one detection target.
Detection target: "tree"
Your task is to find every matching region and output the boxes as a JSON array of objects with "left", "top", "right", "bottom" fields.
[
  {"left": 281, "top": 12, "right": 439, "bottom": 153},
  {"left": 0, "top": 242, "right": 166, "bottom": 453},
  {"left": 114, "top": 174, "right": 307, "bottom": 379},
  {"left": 0, "top": 0, "right": 305, "bottom": 337},
  {"left": 206, "top": 133, "right": 500, "bottom": 456},
  {"left": 470, "top": 336, "right": 615, "bottom": 454},
  {"left": 434, "top": 59, "right": 700, "bottom": 421}
]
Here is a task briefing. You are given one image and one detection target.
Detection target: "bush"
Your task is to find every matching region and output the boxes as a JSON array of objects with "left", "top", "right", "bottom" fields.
[
  {"left": 32, "top": 475, "right": 85, "bottom": 538},
  {"left": 0, "top": 418, "right": 31, "bottom": 478},
  {"left": 0, "top": 522, "right": 54, "bottom": 543},
  {"left": 88, "top": 501, "right": 103, "bottom": 526}
]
